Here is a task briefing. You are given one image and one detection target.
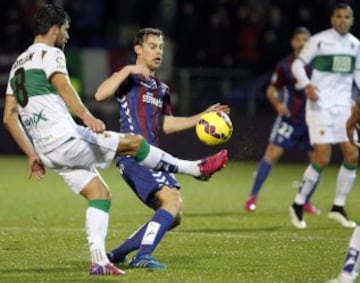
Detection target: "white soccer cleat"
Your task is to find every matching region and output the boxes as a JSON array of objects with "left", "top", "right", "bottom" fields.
[
  {"left": 328, "top": 211, "right": 356, "bottom": 228},
  {"left": 289, "top": 206, "right": 306, "bottom": 229}
]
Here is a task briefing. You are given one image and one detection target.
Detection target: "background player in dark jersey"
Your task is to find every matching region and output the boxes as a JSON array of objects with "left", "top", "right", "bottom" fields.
[
  {"left": 95, "top": 28, "right": 230, "bottom": 269},
  {"left": 243, "top": 27, "right": 320, "bottom": 214}
]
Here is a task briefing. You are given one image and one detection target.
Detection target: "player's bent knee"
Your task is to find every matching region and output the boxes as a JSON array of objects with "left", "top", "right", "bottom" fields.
[
  {"left": 80, "top": 177, "right": 112, "bottom": 200},
  {"left": 155, "top": 187, "right": 183, "bottom": 214},
  {"left": 117, "top": 133, "right": 143, "bottom": 156}
]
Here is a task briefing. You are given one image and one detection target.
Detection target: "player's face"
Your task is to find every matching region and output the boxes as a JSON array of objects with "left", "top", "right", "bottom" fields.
[
  {"left": 331, "top": 7, "right": 353, "bottom": 35},
  {"left": 55, "top": 20, "right": 70, "bottom": 50},
  {"left": 139, "top": 35, "right": 164, "bottom": 71},
  {"left": 291, "top": 33, "right": 310, "bottom": 55}
]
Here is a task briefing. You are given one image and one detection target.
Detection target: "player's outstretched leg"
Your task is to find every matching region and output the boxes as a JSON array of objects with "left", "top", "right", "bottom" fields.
[{"left": 132, "top": 137, "right": 228, "bottom": 179}]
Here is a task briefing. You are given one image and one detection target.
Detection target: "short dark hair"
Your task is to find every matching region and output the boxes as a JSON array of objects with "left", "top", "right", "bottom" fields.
[
  {"left": 33, "top": 4, "right": 70, "bottom": 36},
  {"left": 134, "top": 28, "right": 164, "bottom": 46},
  {"left": 332, "top": 2, "right": 352, "bottom": 15},
  {"left": 292, "top": 26, "right": 311, "bottom": 37}
]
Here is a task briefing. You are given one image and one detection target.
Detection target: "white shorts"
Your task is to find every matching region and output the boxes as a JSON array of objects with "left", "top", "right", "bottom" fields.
[
  {"left": 39, "top": 129, "right": 120, "bottom": 194},
  {"left": 306, "top": 105, "right": 356, "bottom": 144}
]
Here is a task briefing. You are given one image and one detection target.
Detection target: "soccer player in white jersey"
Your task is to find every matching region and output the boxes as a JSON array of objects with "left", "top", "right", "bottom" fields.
[
  {"left": 289, "top": 3, "right": 360, "bottom": 229},
  {"left": 2, "top": 4, "right": 227, "bottom": 276}
]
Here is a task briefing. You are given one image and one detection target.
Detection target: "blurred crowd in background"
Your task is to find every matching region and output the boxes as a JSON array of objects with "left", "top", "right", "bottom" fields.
[
  {"left": 2, "top": 0, "right": 360, "bottom": 75},
  {"left": 1, "top": 0, "right": 358, "bottom": 158}
]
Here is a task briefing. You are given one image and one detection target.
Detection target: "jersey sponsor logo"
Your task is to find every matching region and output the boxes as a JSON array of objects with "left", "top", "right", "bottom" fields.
[
  {"left": 12, "top": 52, "right": 34, "bottom": 70},
  {"left": 22, "top": 109, "right": 48, "bottom": 128},
  {"left": 313, "top": 55, "right": 354, "bottom": 73},
  {"left": 333, "top": 55, "right": 352, "bottom": 72},
  {"left": 142, "top": 92, "right": 163, "bottom": 108}
]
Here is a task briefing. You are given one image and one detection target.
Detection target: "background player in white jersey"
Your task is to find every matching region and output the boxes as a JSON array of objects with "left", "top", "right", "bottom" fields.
[
  {"left": 289, "top": 3, "right": 360, "bottom": 229},
  {"left": 2, "top": 4, "right": 227, "bottom": 276}
]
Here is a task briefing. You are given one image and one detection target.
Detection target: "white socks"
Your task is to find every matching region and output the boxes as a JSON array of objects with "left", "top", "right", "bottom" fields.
[
  {"left": 295, "top": 164, "right": 320, "bottom": 204},
  {"left": 139, "top": 145, "right": 200, "bottom": 176},
  {"left": 334, "top": 165, "right": 356, "bottom": 206},
  {"left": 86, "top": 207, "right": 110, "bottom": 265}
]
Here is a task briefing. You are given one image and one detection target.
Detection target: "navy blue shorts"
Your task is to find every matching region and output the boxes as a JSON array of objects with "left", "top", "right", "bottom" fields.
[
  {"left": 269, "top": 116, "right": 312, "bottom": 152},
  {"left": 116, "top": 156, "right": 180, "bottom": 207}
]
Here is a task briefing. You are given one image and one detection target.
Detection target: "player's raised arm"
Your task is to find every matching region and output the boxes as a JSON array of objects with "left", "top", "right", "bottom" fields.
[
  {"left": 51, "top": 72, "right": 105, "bottom": 133},
  {"left": 95, "top": 65, "right": 150, "bottom": 101},
  {"left": 162, "top": 103, "right": 230, "bottom": 134}
]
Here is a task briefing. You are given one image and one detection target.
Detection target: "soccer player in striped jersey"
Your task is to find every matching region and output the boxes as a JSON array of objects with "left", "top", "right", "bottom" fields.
[
  {"left": 290, "top": 3, "right": 359, "bottom": 229},
  {"left": 95, "top": 28, "right": 230, "bottom": 269},
  {"left": 244, "top": 27, "right": 320, "bottom": 215},
  {"left": 3, "top": 6, "right": 227, "bottom": 276}
]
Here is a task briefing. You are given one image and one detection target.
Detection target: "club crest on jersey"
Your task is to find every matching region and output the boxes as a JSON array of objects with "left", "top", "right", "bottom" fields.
[
  {"left": 56, "top": 56, "right": 66, "bottom": 70},
  {"left": 142, "top": 92, "right": 163, "bottom": 108}
]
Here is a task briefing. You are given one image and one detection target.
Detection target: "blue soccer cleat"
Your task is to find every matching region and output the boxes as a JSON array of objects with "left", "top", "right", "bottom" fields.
[{"left": 129, "top": 254, "right": 167, "bottom": 269}]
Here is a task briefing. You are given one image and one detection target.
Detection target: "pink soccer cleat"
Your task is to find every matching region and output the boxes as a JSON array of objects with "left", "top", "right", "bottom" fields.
[
  {"left": 303, "top": 202, "right": 321, "bottom": 215},
  {"left": 196, "top": 149, "right": 228, "bottom": 181},
  {"left": 244, "top": 196, "right": 257, "bottom": 212},
  {"left": 89, "top": 262, "right": 126, "bottom": 276}
]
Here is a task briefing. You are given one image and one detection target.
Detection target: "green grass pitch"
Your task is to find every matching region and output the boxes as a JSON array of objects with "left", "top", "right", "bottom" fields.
[{"left": 0, "top": 156, "right": 358, "bottom": 282}]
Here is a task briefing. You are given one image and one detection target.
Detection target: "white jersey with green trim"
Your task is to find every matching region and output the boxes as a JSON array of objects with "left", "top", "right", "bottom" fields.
[
  {"left": 298, "top": 28, "right": 360, "bottom": 108},
  {"left": 5, "top": 43, "right": 81, "bottom": 153}
]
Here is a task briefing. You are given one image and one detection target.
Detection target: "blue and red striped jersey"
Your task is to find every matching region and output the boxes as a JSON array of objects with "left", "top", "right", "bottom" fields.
[
  {"left": 115, "top": 73, "right": 172, "bottom": 146},
  {"left": 270, "top": 54, "right": 311, "bottom": 124}
]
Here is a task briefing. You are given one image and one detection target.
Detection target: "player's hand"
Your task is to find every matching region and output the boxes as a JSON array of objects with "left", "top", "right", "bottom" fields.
[
  {"left": 127, "top": 65, "right": 150, "bottom": 79},
  {"left": 28, "top": 155, "right": 45, "bottom": 180},
  {"left": 204, "top": 103, "right": 230, "bottom": 115},
  {"left": 276, "top": 103, "right": 290, "bottom": 117},
  {"left": 305, "top": 84, "right": 319, "bottom": 101},
  {"left": 83, "top": 115, "right": 106, "bottom": 133},
  {"left": 346, "top": 112, "right": 360, "bottom": 147}
]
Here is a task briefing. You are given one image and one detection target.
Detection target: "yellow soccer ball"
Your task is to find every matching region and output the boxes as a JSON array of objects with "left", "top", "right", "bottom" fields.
[{"left": 196, "top": 111, "right": 233, "bottom": 146}]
